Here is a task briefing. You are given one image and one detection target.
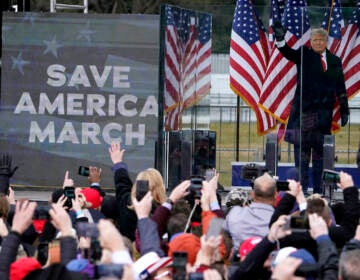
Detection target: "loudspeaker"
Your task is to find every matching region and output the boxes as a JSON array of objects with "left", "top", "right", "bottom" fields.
[
  {"left": 323, "top": 135, "right": 335, "bottom": 170},
  {"left": 193, "top": 130, "right": 216, "bottom": 176},
  {"left": 167, "top": 130, "right": 216, "bottom": 190},
  {"left": 265, "top": 133, "right": 278, "bottom": 176},
  {"left": 322, "top": 135, "right": 335, "bottom": 200}
]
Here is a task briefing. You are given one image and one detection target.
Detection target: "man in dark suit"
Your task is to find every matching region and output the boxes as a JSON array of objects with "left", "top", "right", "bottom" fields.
[{"left": 273, "top": 22, "right": 349, "bottom": 194}]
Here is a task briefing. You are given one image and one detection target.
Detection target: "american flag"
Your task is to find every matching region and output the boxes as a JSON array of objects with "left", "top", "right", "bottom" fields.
[
  {"left": 321, "top": 0, "right": 345, "bottom": 56},
  {"left": 259, "top": 0, "right": 311, "bottom": 126},
  {"left": 322, "top": 0, "right": 360, "bottom": 130},
  {"left": 264, "top": 0, "right": 286, "bottom": 141},
  {"left": 229, "top": 0, "right": 275, "bottom": 134},
  {"left": 163, "top": 5, "right": 212, "bottom": 130},
  {"left": 268, "top": 0, "right": 285, "bottom": 49},
  {"left": 343, "top": 3, "right": 360, "bottom": 101}
]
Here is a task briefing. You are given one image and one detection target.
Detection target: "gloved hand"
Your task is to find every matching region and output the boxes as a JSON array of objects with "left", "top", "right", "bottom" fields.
[
  {"left": 338, "top": 92, "right": 349, "bottom": 127},
  {"left": 272, "top": 21, "right": 286, "bottom": 41},
  {"left": 0, "top": 153, "right": 18, "bottom": 195},
  {"left": 341, "top": 113, "right": 349, "bottom": 127}
]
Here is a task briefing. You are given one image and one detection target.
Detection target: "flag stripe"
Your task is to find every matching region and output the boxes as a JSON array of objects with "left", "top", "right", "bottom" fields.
[
  {"left": 259, "top": 0, "right": 311, "bottom": 132},
  {"left": 163, "top": 6, "right": 212, "bottom": 130},
  {"left": 229, "top": 0, "right": 276, "bottom": 133}
]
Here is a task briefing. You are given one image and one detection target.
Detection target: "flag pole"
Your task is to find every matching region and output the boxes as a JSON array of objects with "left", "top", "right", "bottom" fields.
[
  {"left": 236, "top": 95, "right": 240, "bottom": 161},
  {"left": 326, "top": 0, "right": 335, "bottom": 33}
]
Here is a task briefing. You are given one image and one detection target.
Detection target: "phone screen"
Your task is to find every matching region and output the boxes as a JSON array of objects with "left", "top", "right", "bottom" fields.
[
  {"left": 78, "top": 166, "right": 90, "bottom": 177},
  {"left": 322, "top": 169, "right": 340, "bottom": 183},
  {"left": 290, "top": 216, "right": 309, "bottom": 232},
  {"left": 173, "top": 251, "right": 187, "bottom": 280},
  {"left": 64, "top": 186, "right": 75, "bottom": 208},
  {"left": 136, "top": 180, "right": 149, "bottom": 201},
  {"left": 205, "top": 169, "right": 215, "bottom": 182},
  {"left": 206, "top": 217, "right": 224, "bottom": 239}
]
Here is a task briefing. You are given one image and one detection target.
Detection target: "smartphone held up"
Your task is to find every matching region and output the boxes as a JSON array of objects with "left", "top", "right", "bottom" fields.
[{"left": 135, "top": 180, "right": 149, "bottom": 201}]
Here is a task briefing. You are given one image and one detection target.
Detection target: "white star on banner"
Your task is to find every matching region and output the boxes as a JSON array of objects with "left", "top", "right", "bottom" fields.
[
  {"left": 43, "top": 35, "right": 63, "bottom": 58},
  {"left": 22, "top": 13, "right": 38, "bottom": 25},
  {"left": 77, "top": 22, "right": 96, "bottom": 43},
  {"left": 11, "top": 52, "right": 30, "bottom": 75}
]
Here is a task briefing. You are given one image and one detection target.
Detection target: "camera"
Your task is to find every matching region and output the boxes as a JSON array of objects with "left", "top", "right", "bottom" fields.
[
  {"left": 78, "top": 166, "right": 90, "bottom": 177},
  {"left": 322, "top": 169, "right": 340, "bottom": 184},
  {"left": 283, "top": 216, "right": 309, "bottom": 233},
  {"left": 241, "top": 163, "right": 268, "bottom": 180},
  {"left": 276, "top": 180, "right": 289, "bottom": 191},
  {"left": 189, "top": 176, "right": 204, "bottom": 199}
]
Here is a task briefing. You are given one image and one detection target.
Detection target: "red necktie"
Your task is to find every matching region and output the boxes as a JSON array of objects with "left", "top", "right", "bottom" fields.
[{"left": 321, "top": 55, "right": 327, "bottom": 72}]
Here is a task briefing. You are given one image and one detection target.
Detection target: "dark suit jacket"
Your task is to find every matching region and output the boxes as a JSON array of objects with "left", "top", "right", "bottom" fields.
[
  {"left": 113, "top": 163, "right": 138, "bottom": 241},
  {"left": 278, "top": 44, "right": 348, "bottom": 143}
]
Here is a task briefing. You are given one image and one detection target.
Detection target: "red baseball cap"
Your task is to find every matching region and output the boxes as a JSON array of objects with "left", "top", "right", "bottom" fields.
[
  {"left": 239, "top": 236, "right": 262, "bottom": 258},
  {"left": 80, "top": 188, "right": 103, "bottom": 209}
]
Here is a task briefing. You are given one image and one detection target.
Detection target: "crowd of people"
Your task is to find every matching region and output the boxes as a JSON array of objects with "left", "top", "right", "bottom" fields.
[{"left": 0, "top": 142, "right": 360, "bottom": 280}]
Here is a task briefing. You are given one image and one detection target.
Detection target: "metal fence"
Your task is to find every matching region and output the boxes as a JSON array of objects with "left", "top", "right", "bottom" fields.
[{"left": 197, "top": 104, "right": 360, "bottom": 187}]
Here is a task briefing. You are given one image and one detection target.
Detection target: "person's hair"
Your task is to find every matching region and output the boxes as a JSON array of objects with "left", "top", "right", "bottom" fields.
[
  {"left": 131, "top": 168, "right": 167, "bottom": 204},
  {"left": 167, "top": 213, "right": 188, "bottom": 239},
  {"left": 311, "top": 28, "right": 328, "bottom": 40},
  {"left": 0, "top": 193, "right": 10, "bottom": 220},
  {"left": 306, "top": 198, "right": 331, "bottom": 224},
  {"left": 253, "top": 172, "right": 276, "bottom": 201},
  {"left": 50, "top": 188, "right": 64, "bottom": 203},
  {"left": 339, "top": 249, "right": 360, "bottom": 280},
  {"left": 171, "top": 199, "right": 191, "bottom": 217},
  {"left": 221, "top": 230, "right": 234, "bottom": 262}
]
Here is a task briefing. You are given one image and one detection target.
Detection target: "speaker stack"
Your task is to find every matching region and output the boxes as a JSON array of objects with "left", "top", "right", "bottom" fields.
[{"left": 167, "top": 130, "right": 216, "bottom": 191}]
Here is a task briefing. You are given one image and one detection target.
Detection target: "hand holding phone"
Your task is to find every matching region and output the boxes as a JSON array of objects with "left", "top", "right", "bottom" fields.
[
  {"left": 205, "top": 169, "right": 216, "bottom": 182},
  {"left": 189, "top": 176, "right": 203, "bottom": 199},
  {"left": 276, "top": 180, "right": 289, "bottom": 191},
  {"left": 78, "top": 166, "right": 90, "bottom": 177},
  {"left": 322, "top": 169, "right": 340, "bottom": 184},
  {"left": 283, "top": 216, "right": 309, "bottom": 233},
  {"left": 135, "top": 180, "right": 149, "bottom": 201},
  {"left": 63, "top": 186, "right": 75, "bottom": 209},
  {"left": 206, "top": 217, "right": 224, "bottom": 239},
  {"left": 173, "top": 251, "right": 187, "bottom": 280}
]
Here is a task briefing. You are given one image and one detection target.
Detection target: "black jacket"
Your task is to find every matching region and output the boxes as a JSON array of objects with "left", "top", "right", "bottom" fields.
[
  {"left": 228, "top": 236, "right": 273, "bottom": 280},
  {"left": 113, "top": 163, "right": 137, "bottom": 241},
  {"left": 278, "top": 44, "right": 348, "bottom": 142}
]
